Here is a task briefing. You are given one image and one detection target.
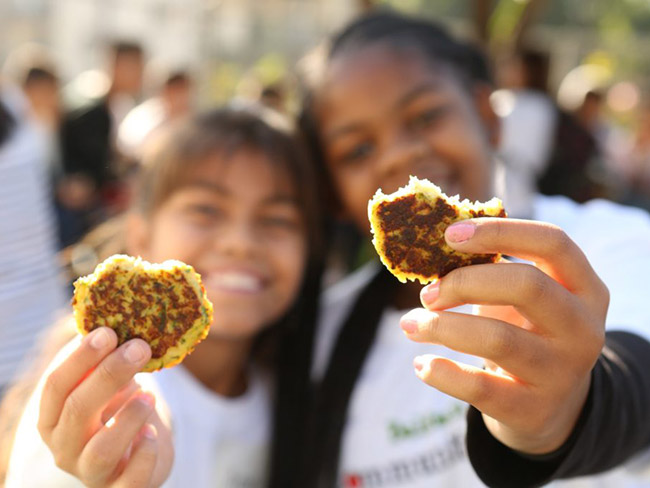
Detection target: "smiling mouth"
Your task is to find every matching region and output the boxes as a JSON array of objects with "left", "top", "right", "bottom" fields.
[{"left": 202, "top": 271, "right": 265, "bottom": 294}]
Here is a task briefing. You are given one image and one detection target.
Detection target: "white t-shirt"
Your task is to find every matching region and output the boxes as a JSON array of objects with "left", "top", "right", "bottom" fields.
[
  {"left": 6, "top": 362, "right": 271, "bottom": 488},
  {"left": 314, "top": 194, "right": 650, "bottom": 488},
  {"left": 493, "top": 89, "right": 557, "bottom": 219}
]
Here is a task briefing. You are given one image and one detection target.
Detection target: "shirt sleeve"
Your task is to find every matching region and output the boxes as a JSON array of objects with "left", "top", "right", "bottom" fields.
[{"left": 465, "top": 331, "right": 650, "bottom": 488}]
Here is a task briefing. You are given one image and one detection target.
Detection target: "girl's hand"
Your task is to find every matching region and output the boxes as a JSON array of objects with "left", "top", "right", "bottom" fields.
[
  {"left": 400, "top": 218, "right": 608, "bottom": 454},
  {"left": 37, "top": 327, "right": 174, "bottom": 487}
]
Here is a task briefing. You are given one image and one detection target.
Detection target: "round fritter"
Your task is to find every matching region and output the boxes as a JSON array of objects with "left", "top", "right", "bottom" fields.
[
  {"left": 368, "top": 176, "right": 507, "bottom": 284},
  {"left": 72, "top": 254, "right": 213, "bottom": 372}
]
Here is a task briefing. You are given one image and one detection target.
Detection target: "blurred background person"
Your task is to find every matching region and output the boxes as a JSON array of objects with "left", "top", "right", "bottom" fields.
[
  {"left": 259, "top": 81, "right": 288, "bottom": 114},
  {"left": 622, "top": 101, "right": 650, "bottom": 211},
  {"left": 117, "top": 65, "right": 194, "bottom": 161},
  {"left": 0, "top": 81, "right": 66, "bottom": 402},
  {"left": 492, "top": 48, "right": 558, "bottom": 218},
  {"left": 1, "top": 44, "right": 62, "bottom": 185},
  {"left": 58, "top": 41, "right": 145, "bottom": 248}
]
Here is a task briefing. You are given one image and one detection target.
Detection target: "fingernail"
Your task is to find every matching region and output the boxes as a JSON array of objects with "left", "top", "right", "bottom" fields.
[
  {"left": 413, "top": 356, "right": 426, "bottom": 372},
  {"left": 420, "top": 282, "right": 439, "bottom": 306},
  {"left": 124, "top": 342, "right": 147, "bottom": 364},
  {"left": 142, "top": 423, "right": 157, "bottom": 440},
  {"left": 90, "top": 328, "right": 110, "bottom": 349},
  {"left": 446, "top": 223, "right": 475, "bottom": 243},
  {"left": 400, "top": 319, "right": 418, "bottom": 334}
]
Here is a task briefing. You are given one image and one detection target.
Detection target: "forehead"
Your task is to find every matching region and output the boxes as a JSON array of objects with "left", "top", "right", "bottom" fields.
[
  {"left": 316, "top": 44, "right": 462, "bottom": 126},
  {"left": 181, "top": 149, "right": 297, "bottom": 198}
]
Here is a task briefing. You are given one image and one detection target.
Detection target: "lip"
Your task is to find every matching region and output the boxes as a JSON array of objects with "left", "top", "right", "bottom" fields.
[{"left": 199, "top": 267, "right": 268, "bottom": 295}]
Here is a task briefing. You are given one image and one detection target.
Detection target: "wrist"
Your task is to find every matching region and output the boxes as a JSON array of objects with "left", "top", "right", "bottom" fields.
[{"left": 483, "top": 375, "right": 592, "bottom": 455}]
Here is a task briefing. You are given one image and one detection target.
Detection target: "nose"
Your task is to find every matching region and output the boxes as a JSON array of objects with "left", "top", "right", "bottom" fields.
[
  {"left": 376, "top": 130, "right": 427, "bottom": 185},
  {"left": 213, "top": 219, "right": 258, "bottom": 258}
]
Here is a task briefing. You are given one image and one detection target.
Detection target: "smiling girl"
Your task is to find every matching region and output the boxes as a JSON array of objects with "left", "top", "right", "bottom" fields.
[
  {"left": 294, "top": 11, "right": 650, "bottom": 488},
  {"left": 4, "top": 107, "right": 323, "bottom": 488}
]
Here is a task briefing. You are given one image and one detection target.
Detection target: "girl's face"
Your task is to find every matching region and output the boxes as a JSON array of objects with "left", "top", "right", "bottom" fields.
[
  {"left": 130, "top": 150, "right": 307, "bottom": 340},
  {"left": 315, "top": 44, "right": 498, "bottom": 232}
]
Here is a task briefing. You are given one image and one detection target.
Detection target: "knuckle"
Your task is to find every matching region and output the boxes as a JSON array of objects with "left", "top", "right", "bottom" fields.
[
  {"left": 596, "top": 280, "right": 610, "bottom": 315},
  {"left": 62, "top": 393, "right": 87, "bottom": 421},
  {"left": 488, "top": 325, "right": 517, "bottom": 361},
  {"left": 520, "top": 266, "right": 549, "bottom": 301},
  {"left": 50, "top": 442, "right": 75, "bottom": 473},
  {"left": 491, "top": 218, "right": 506, "bottom": 242},
  {"left": 96, "top": 361, "right": 124, "bottom": 389},
  {"left": 80, "top": 445, "right": 115, "bottom": 478},
  {"left": 41, "top": 371, "right": 65, "bottom": 408},
  {"left": 545, "top": 226, "right": 572, "bottom": 255},
  {"left": 444, "top": 268, "right": 467, "bottom": 299},
  {"left": 468, "top": 372, "right": 494, "bottom": 406},
  {"left": 420, "top": 312, "right": 439, "bottom": 337},
  {"left": 51, "top": 451, "right": 69, "bottom": 471}
]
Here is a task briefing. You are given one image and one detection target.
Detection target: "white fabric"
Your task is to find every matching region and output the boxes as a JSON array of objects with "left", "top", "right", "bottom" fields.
[
  {"left": 0, "top": 85, "right": 66, "bottom": 390},
  {"left": 6, "top": 362, "right": 271, "bottom": 488},
  {"left": 493, "top": 89, "right": 557, "bottom": 218},
  {"left": 314, "top": 194, "right": 650, "bottom": 488},
  {"left": 117, "top": 97, "right": 167, "bottom": 159}
]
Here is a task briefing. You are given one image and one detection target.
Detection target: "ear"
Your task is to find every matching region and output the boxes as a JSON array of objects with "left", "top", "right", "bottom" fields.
[
  {"left": 473, "top": 82, "right": 502, "bottom": 149},
  {"left": 125, "top": 211, "right": 151, "bottom": 258}
]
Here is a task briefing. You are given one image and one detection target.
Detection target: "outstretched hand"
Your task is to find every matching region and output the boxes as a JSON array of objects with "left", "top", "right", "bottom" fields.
[
  {"left": 37, "top": 327, "right": 174, "bottom": 487},
  {"left": 400, "top": 218, "right": 608, "bottom": 454}
]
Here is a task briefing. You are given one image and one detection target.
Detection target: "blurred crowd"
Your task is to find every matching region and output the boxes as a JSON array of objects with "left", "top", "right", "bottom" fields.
[
  {"left": 4, "top": 35, "right": 650, "bottom": 254},
  {"left": 3, "top": 20, "right": 650, "bottom": 399}
]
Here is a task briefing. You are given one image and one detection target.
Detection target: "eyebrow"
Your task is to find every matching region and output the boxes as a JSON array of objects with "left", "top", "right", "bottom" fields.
[
  {"left": 184, "top": 180, "right": 299, "bottom": 206},
  {"left": 325, "top": 81, "right": 442, "bottom": 142}
]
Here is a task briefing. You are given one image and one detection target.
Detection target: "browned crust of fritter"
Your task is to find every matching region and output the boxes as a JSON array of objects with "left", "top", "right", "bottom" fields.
[
  {"left": 374, "top": 193, "right": 507, "bottom": 281},
  {"left": 73, "top": 268, "right": 202, "bottom": 360}
]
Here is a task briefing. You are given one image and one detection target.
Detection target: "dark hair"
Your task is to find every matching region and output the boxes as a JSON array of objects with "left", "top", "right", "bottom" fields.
[
  {"left": 110, "top": 41, "right": 144, "bottom": 59},
  {"left": 517, "top": 47, "right": 550, "bottom": 93},
  {"left": 165, "top": 71, "right": 190, "bottom": 87},
  {"left": 292, "top": 10, "right": 491, "bottom": 487},
  {"left": 23, "top": 67, "right": 58, "bottom": 87},
  {"left": 0, "top": 102, "right": 15, "bottom": 146}
]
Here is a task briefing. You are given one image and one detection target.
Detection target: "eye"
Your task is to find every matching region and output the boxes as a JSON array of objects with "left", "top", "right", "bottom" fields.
[
  {"left": 185, "top": 203, "right": 224, "bottom": 223},
  {"left": 340, "top": 140, "right": 374, "bottom": 165},
  {"left": 260, "top": 215, "right": 300, "bottom": 230},
  {"left": 408, "top": 106, "right": 449, "bottom": 132}
]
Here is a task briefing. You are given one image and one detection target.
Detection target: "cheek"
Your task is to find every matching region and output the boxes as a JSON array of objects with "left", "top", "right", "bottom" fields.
[
  {"left": 269, "top": 236, "right": 307, "bottom": 303},
  {"left": 426, "top": 113, "right": 493, "bottom": 200},
  {"left": 329, "top": 163, "right": 378, "bottom": 228},
  {"left": 145, "top": 217, "right": 211, "bottom": 264}
]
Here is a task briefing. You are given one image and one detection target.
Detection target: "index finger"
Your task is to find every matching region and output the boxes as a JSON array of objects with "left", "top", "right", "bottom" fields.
[
  {"left": 39, "top": 328, "right": 118, "bottom": 435},
  {"left": 444, "top": 218, "right": 604, "bottom": 297}
]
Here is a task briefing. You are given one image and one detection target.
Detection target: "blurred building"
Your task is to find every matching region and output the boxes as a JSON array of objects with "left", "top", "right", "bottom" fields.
[{"left": 1, "top": 0, "right": 355, "bottom": 103}]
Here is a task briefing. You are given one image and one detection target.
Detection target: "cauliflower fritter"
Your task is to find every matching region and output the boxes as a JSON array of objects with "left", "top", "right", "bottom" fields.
[
  {"left": 368, "top": 176, "right": 507, "bottom": 284},
  {"left": 72, "top": 254, "right": 213, "bottom": 372}
]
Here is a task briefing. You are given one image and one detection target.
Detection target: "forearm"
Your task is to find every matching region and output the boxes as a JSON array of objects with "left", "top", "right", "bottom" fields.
[{"left": 466, "top": 331, "right": 650, "bottom": 488}]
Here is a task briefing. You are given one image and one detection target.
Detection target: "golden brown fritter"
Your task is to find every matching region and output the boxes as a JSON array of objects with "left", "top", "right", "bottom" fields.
[
  {"left": 368, "top": 176, "right": 507, "bottom": 284},
  {"left": 72, "top": 254, "right": 213, "bottom": 372}
]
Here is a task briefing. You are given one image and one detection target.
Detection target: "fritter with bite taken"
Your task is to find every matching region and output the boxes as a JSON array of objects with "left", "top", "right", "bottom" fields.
[{"left": 368, "top": 176, "right": 507, "bottom": 284}]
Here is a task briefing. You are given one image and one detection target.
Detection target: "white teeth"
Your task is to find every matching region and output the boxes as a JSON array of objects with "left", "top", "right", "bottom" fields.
[{"left": 207, "top": 272, "right": 263, "bottom": 293}]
